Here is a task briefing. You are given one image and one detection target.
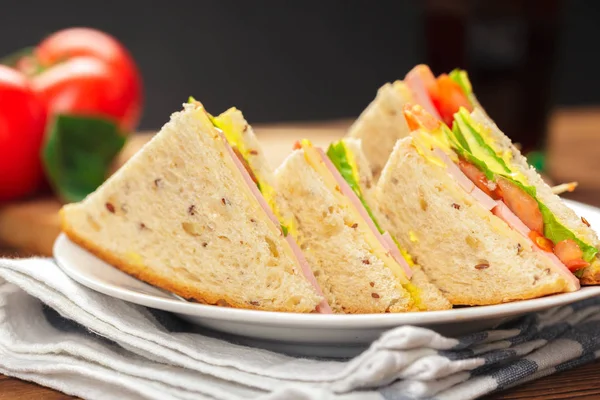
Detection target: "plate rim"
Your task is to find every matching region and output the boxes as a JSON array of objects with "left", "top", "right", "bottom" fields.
[{"left": 53, "top": 199, "right": 600, "bottom": 328}]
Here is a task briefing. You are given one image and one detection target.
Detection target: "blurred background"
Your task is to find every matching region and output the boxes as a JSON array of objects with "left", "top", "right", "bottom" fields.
[
  {"left": 2, "top": 0, "right": 598, "bottom": 132},
  {"left": 2, "top": 0, "right": 600, "bottom": 255}
]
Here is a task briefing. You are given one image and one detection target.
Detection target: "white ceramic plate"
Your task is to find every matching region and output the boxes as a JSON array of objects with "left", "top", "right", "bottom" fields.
[{"left": 53, "top": 200, "right": 600, "bottom": 357}]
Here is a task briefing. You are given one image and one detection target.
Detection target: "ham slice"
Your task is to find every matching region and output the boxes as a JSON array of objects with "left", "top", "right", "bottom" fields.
[
  {"left": 220, "top": 133, "right": 333, "bottom": 313},
  {"left": 405, "top": 69, "right": 442, "bottom": 121},
  {"left": 381, "top": 232, "right": 412, "bottom": 273},
  {"left": 493, "top": 201, "right": 580, "bottom": 289},
  {"left": 284, "top": 237, "right": 334, "bottom": 314},
  {"left": 316, "top": 149, "right": 413, "bottom": 279},
  {"left": 492, "top": 201, "right": 530, "bottom": 237},
  {"left": 432, "top": 148, "right": 496, "bottom": 211}
]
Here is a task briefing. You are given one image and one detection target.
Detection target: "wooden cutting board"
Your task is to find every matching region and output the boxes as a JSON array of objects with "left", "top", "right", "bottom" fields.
[{"left": 0, "top": 120, "right": 351, "bottom": 256}]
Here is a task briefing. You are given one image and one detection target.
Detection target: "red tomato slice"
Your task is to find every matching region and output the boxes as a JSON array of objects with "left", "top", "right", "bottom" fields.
[
  {"left": 565, "top": 259, "right": 590, "bottom": 272},
  {"left": 496, "top": 178, "right": 544, "bottom": 234},
  {"left": 554, "top": 239, "right": 589, "bottom": 271},
  {"left": 457, "top": 159, "right": 496, "bottom": 198},
  {"left": 0, "top": 66, "right": 47, "bottom": 201},
  {"left": 436, "top": 74, "right": 473, "bottom": 126}
]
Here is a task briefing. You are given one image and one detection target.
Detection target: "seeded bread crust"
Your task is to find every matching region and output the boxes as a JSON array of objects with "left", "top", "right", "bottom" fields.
[
  {"left": 346, "top": 82, "right": 411, "bottom": 179},
  {"left": 61, "top": 218, "right": 282, "bottom": 310},
  {"left": 60, "top": 103, "right": 322, "bottom": 313}
]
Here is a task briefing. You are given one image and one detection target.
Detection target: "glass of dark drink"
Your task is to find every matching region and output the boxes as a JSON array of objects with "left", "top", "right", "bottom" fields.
[{"left": 422, "top": 0, "right": 563, "bottom": 172}]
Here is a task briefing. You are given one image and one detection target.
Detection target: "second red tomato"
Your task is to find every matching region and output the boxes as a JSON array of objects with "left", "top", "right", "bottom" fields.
[{"left": 30, "top": 28, "right": 143, "bottom": 132}]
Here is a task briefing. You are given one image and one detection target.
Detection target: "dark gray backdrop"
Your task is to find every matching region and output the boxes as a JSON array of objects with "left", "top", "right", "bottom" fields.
[{"left": 1, "top": 1, "right": 598, "bottom": 130}]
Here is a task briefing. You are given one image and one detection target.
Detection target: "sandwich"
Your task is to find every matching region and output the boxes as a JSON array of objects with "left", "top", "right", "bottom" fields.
[
  {"left": 346, "top": 64, "right": 482, "bottom": 177},
  {"left": 274, "top": 138, "right": 451, "bottom": 313},
  {"left": 60, "top": 100, "right": 332, "bottom": 313},
  {"left": 373, "top": 104, "right": 584, "bottom": 305},
  {"left": 346, "top": 82, "right": 413, "bottom": 178},
  {"left": 351, "top": 64, "right": 600, "bottom": 286}
]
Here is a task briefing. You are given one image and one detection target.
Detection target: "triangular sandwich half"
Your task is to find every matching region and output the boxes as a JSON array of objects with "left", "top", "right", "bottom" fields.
[
  {"left": 346, "top": 82, "right": 414, "bottom": 178},
  {"left": 350, "top": 64, "right": 600, "bottom": 285},
  {"left": 274, "top": 138, "right": 451, "bottom": 313},
  {"left": 396, "top": 67, "right": 600, "bottom": 284},
  {"left": 374, "top": 104, "right": 581, "bottom": 305},
  {"left": 61, "top": 101, "right": 331, "bottom": 313}
]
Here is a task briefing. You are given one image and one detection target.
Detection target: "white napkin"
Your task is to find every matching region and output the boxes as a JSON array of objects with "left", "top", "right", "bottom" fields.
[{"left": 1, "top": 257, "right": 600, "bottom": 400}]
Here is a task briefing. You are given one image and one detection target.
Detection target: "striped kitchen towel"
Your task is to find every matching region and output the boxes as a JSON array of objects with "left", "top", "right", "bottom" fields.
[{"left": 1, "top": 257, "right": 600, "bottom": 400}]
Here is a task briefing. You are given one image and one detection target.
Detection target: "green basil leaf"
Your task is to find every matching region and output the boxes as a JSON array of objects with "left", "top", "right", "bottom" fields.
[{"left": 42, "top": 114, "right": 126, "bottom": 203}]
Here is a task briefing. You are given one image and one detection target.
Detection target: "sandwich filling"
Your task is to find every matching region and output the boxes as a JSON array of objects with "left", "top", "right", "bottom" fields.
[
  {"left": 404, "top": 65, "right": 474, "bottom": 127},
  {"left": 326, "top": 140, "right": 417, "bottom": 267},
  {"left": 403, "top": 104, "right": 582, "bottom": 289},
  {"left": 210, "top": 108, "right": 297, "bottom": 238},
  {"left": 188, "top": 99, "right": 332, "bottom": 313},
  {"left": 296, "top": 140, "right": 427, "bottom": 309}
]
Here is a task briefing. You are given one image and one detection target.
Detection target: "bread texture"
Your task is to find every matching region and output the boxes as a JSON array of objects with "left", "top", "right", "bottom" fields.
[
  {"left": 346, "top": 82, "right": 411, "bottom": 179},
  {"left": 216, "top": 107, "right": 278, "bottom": 191},
  {"left": 275, "top": 150, "right": 415, "bottom": 313},
  {"left": 471, "top": 110, "right": 600, "bottom": 284},
  {"left": 374, "top": 137, "right": 578, "bottom": 305},
  {"left": 342, "top": 138, "right": 451, "bottom": 311},
  {"left": 216, "top": 107, "right": 300, "bottom": 235},
  {"left": 61, "top": 103, "right": 322, "bottom": 313}
]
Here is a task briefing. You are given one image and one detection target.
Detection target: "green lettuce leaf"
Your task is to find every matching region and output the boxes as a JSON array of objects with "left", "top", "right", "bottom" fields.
[
  {"left": 498, "top": 177, "right": 597, "bottom": 261},
  {"left": 281, "top": 224, "right": 289, "bottom": 237},
  {"left": 450, "top": 113, "right": 598, "bottom": 263},
  {"left": 539, "top": 203, "right": 598, "bottom": 262},
  {"left": 454, "top": 109, "right": 512, "bottom": 175},
  {"left": 449, "top": 69, "right": 473, "bottom": 97},
  {"left": 450, "top": 123, "right": 471, "bottom": 152},
  {"left": 326, "top": 141, "right": 384, "bottom": 233}
]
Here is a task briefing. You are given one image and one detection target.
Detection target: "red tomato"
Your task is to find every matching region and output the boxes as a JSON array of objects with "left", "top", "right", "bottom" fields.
[
  {"left": 457, "top": 159, "right": 496, "bottom": 198},
  {"left": 0, "top": 66, "right": 47, "bottom": 201},
  {"left": 436, "top": 74, "right": 473, "bottom": 126},
  {"left": 30, "top": 28, "right": 142, "bottom": 132},
  {"left": 496, "top": 177, "right": 544, "bottom": 234},
  {"left": 554, "top": 239, "right": 589, "bottom": 271}
]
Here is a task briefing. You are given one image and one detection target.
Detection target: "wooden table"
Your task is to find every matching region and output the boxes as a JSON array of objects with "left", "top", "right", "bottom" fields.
[{"left": 2, "top": 108, "right": 600, "bottom": 399}]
